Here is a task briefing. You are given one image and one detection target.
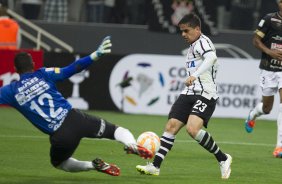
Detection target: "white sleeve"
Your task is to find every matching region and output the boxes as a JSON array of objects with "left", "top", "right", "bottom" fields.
[{"left": 191, "top": 51, "right": 217, "bottom": 78}]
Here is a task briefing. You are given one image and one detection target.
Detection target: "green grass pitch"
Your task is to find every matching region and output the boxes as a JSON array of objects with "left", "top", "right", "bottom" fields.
[{"left": 0, "top": 107, "right": 281, "bottom": 184}]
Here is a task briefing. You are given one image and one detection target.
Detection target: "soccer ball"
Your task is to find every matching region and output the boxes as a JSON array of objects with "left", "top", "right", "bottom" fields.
[{"left": 137, "top": 131, "right": 160, "bottom": 155}]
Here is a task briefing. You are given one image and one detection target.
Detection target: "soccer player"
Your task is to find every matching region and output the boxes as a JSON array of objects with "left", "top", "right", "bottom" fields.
[
  {"left": 245, "top": 0, "right": 282, "bottom": 158},
  {"left": 0, "top": 36, "right": 153, "bottom": 176},
  {"left": 136, "top": 13, "right": 232, "bottom": 179}
]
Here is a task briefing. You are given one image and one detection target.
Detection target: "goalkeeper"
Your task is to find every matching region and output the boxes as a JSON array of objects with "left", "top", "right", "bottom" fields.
[{"left": 0, "top": 36, "right": 153, "bottom": 176}]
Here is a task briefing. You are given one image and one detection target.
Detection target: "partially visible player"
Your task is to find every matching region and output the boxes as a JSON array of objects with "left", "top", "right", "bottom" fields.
[
  {"left": 245, "top": 0, "right": 282, "bottom": 158},
  {"left": 0, "top": 36, "right": 153, "bottom": 176},
  {"left": 136, "top": 13, "right": 232, "bottom": 179}
]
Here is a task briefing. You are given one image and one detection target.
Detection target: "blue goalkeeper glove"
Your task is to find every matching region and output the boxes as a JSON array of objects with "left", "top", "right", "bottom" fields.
[{"left": 90, "top": 36, "right": 112, "bottom": 61}]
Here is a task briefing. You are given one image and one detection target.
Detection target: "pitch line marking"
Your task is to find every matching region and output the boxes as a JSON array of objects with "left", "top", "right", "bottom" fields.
[
  {"left": 0, "top": 135, "right": 275, "bottom": 147},
  {"left": 175, "top": 140, "right": 275, "bottom": 147}
]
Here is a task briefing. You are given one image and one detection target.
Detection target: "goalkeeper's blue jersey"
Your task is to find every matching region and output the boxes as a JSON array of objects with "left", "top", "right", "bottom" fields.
[
  {"left": 0, "top": 68, "right": 72, "bottom": 134},
  {"left": 0, "top": 56, "right": 93, "bottom": 135}
]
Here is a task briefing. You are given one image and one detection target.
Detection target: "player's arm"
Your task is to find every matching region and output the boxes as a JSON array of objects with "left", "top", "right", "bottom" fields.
[
  {"left": 253, "top": 14, "right": 282, "bottom": 61},
  {"left": 253, "top": 33, "right": 282, "bottom": 61},
  {"left": 61, "top": 36, "right": 112, "bottom": 78},
  {"left": 192, "top": 51, "right": 216, "bottom": 78},
  {"left": 50, "top": 36, "right": 112, "bottom": 81},
  {"left": 185, "top": 51, "right": 216, "bottom": 86}
]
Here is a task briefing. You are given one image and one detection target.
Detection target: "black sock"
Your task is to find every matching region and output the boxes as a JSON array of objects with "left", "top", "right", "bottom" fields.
[
  {"left": 153, "top": 133, "right": 175, "bottom": 168},
  {"left": 197, "top": 131, "right": 227, "bottom": 162}
]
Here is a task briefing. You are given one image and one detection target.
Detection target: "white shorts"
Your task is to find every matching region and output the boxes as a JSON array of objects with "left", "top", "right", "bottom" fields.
[{"left": 260, "top": 70, "right": 282, "bottom": 96}]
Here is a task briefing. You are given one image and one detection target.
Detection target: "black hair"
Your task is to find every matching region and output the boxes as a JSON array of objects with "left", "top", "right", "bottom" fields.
[
  {"left": 14, "top": 52, "right": 34, "bottom": 74},
  {"left": 178, "top": 13, "right": 201, "bottom": 28}
]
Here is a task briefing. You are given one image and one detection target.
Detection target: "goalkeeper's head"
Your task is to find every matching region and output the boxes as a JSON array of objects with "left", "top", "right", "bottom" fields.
[{"left": 14, "top": 52, "right": 34, "bottom": 74}]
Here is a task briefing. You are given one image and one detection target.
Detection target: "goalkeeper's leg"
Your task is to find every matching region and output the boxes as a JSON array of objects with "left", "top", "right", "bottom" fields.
[
  {"left": 73, "top": 113, "right": 153, "bottom": 159},
  {"left": 114, "top": 127, "right": 153, "bottom": 159}
]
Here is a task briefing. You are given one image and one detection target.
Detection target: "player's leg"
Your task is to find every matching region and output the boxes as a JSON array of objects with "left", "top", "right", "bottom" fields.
[
  {"left": 187, "top": 96, "right": 232, "bottom": 179},
  {"left": 245, "top": 95, "right": 274, "bottom": 132},
  {"left": 136, "top": 118, "right": 183, "bottom": 176},
  {"left": 273, "top": 88, "right": 282, "bottom": 157},
  {"left": 136, "top": 94, "right": 187, "bottom": 175},
  {"left": 54, "top": 156, "right": 120, "bottom": 176},
  {"left": 187, "top": 115, "right": 232, "bottom": 179},
  {"left": 75, "top": 109, "right": 152, "bottom": 159},
  {"left": 50, "top": 135, "right": 120, "bottom": 175},
  {"left": 153, "top": 118, "right": 183, "bottom": 167},
  {"left": 115, "top": 126, "right": 153, "bottom": 159},
  {"left": 245, "top": 70, "right": 276, "bottom": 132},
  {"left": 50, "top": 109, "right": 120, "bottom": 176}
]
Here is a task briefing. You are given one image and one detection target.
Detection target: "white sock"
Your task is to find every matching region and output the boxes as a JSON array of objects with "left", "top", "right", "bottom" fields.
[
  {"left": 57, "top": 157, "right": 94, "bottom": 172},
  {"left": 250, "top": 102, "right": 264, "bottom": 120},
  {"left": 114, "top": 127, "right": 136, "bottom": 146},
  {"left": 194, "top": 129, "right": 206, "bottom": 142},
  {"left": 163, "top": 131, "right": 176, "bottom": 139},
  {"left": 277, "top": 104, "right": 282, "bottom": 147}
]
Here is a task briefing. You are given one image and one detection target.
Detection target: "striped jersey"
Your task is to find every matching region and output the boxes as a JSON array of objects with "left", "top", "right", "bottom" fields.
[{"left": 181, "top": 34, "right": 218, "bottom": 100}]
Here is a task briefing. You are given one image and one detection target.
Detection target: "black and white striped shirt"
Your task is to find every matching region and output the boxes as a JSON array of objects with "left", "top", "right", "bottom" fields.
[{"left": 182, "top": 34, "right": 218, "bottom": 100}]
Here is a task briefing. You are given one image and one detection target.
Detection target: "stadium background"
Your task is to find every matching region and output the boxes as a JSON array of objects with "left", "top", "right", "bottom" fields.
[
  {"left": 0, "top": 1, "right": 282, "bottom": 184},
  {"left": 1, "top": 0, "right": 280, "bottom": 120}
]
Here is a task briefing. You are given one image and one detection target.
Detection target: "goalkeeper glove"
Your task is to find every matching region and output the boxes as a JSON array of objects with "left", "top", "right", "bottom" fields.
[{"left": 90, "top": 36, "right": 112, "bottom": 61}]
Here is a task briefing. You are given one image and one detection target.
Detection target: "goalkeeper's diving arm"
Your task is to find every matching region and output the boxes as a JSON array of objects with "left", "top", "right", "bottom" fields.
[{"left": 60, "top": 36, "right": 112, "bottom": 79}]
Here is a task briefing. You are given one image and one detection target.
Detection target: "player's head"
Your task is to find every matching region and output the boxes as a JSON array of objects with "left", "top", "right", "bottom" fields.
[
  {"left": 14, "top": 52, "right": 34, "bottom": 74},
  {"left": 178, "top": 13, "right": 201, "bottom": 44},
  {"left": 178, "top": 13, "right": 201, "bottom": 28}
]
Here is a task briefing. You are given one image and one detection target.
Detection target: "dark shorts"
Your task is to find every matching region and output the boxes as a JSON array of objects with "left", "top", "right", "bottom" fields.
[
  {"left": 49, "top": 109, "right": 117, "bottom": 167},
  {"left": 168, "top": 94, "right": 217, "bottom": 128}
]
